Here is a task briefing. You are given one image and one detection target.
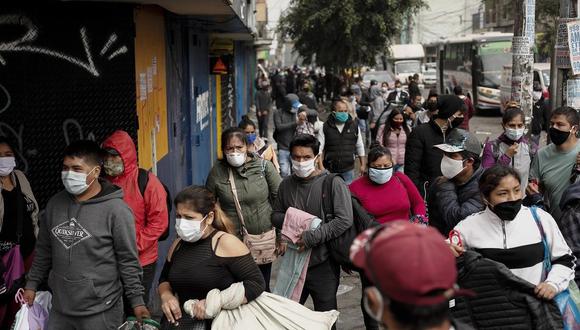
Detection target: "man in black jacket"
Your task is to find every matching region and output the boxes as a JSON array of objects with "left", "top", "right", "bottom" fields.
[
  {"left": 404, "top": 95, "right": 466, "bottom": 196},
  {"left": 428, "top": 129, "right": 485, "bottom": 236},
  {"left": 274, "top": 93, "right": 301, "bottom": 177}
]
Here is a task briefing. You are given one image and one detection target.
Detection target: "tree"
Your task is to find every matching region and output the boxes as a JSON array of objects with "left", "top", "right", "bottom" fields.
[
  {"left": 278, "top": 0, "right": 426, "bottom": 71},
  {"left": 535, "top": 0, "right": 559, "bottom": 60}
]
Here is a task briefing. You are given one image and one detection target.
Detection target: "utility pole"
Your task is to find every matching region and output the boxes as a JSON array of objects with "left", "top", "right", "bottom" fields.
[
  {"left": 511, "top": 0, "right": 535, "bottom": 130},
  {"left": 551, "top": 0, "right": 576, "bottom": 110}
]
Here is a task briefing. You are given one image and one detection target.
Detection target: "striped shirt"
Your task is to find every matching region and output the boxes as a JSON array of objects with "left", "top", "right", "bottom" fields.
[{"left": 455, "top": 206, "right": 575, "bottom": 292}]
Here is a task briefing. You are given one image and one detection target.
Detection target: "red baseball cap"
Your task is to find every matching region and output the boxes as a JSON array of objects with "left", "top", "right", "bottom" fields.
[{"left": 351, "top": 221, "right": 473, "bottom": 306}]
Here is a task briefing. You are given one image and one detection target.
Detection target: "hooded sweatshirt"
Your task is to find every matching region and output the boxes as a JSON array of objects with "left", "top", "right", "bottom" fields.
[
  {"left": 274, "top": 94, "right": 299, "bottom": 150},
  {"left": 25, "top": 180, "right": 144, "bottom": 316},
  {"left": 102, "top": 130, "right": 168, "bottom": 266}
]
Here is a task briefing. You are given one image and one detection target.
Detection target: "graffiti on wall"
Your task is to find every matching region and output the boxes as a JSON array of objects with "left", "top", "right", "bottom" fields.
[
  {"left": 0, "top": 4, "right": 137, "bottom": 207},
  {"left": 220, "top": 74, "right": 236, "bottom": 130},
  {"left": 0, "top": 15, "right": 128, "bottom": 77}
]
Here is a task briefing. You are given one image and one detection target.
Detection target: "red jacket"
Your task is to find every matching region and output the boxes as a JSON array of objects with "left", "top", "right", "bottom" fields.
[
  {"left": 102, "top": 130, "right": 168, "bottom": 266},
  {"left": 459, "top": 96, "right": 475, "bottom": 131}
]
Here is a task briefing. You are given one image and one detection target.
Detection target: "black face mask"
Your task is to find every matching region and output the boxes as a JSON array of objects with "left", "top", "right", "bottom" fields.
[
  {"left": 490, "top": 199, "right": 523, "bottom": 221},
  {"left": 427, "top": 101, "right": 438, "bottom": 111},
  {"left": 549, "top": 127, "right": 572, "bottom": 146},
  {"left": 449, "top": 116, "right": 464, "bottom": 128}
]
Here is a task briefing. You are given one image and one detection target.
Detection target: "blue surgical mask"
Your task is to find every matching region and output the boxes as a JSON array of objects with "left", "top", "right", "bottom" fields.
[
  {"left": 368, "top": 167, "right": 393, "bottom": 184},
  {"left": 247, "top": 133, "right": 257, "bottom": 144},
  {"left": 505, "top": 128, "right": 524, "bottom": 141},
  {"left": 335, "top": 112, "right": 349, "bottom": 123}
]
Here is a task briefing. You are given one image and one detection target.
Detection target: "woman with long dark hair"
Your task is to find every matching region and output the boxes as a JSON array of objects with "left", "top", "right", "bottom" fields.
[
  {"left": 158, "top": 186, "right": 265, "bottom": 329},
  {"left": 376, "top": 109, "right": 411, "bottom": 171},
  {"left": 0, "top": 137, "right": 38, "bottom": 327}
]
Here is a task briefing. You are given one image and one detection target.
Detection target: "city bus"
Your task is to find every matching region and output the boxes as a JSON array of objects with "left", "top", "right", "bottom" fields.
[{"left": 431, "top": 32, "right": 513, "bottom": 113}]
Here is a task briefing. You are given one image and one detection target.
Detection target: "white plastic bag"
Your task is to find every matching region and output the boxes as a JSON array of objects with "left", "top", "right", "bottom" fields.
[
  {"left": 211, "top": 292, "right": 339, "bottom": 330},
  {"left": 12, "top": 303, "right": 30, "bottom": 330}
]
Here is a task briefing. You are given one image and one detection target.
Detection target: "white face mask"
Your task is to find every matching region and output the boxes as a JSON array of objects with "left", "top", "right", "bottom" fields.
[
  {"left": 440, "top": 155, "right": 465, "bottom": 179},
  {"left": 292, "top": 157, "right": 317, "bottom": 178},
  {"left": 505, "top": 127, "right": 525, "bottom": 141},
  {"left": 226, "top": 152, "right": 246, "bottom": 168},
  {"left": 533, "top": 91, "right": 542, "bottom": 102},
  {"left": 0, "top": 157, "right": 16, "bottom": 176},
  {"left": 176, "top": 215, "right": 208, "bottom": 242},
  {"left": 368, "top": 167, "right": 393, "bottom": 185},
  {"left": 61, "top": 167, "right": 97, "bottom": 195},
  {"left": 363, "top": 287, "right": 384, "bottom": 323},
  {"left": 395, "top": 87, "right": 401, "bottom": 93}
]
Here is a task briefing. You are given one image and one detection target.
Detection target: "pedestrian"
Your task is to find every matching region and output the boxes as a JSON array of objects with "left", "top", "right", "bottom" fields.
[
  {"left": 416, "top": 89, "right": 438, "bottom": 126},
  {"left": 386, "top": 80, "right": 409, "bottom": 104},
  {"left": 101, "top": 130, "right": 168, "bottom": 309},
  {"left": 428, "top": 129, "right": 484, "bottom": 236},
  {"left": 296, "top": 106, "right": 316, "bottom": 137},
  {"left": 481, "top": 107, "right": 538, "bottom": 191},
  {"left": 529, "top": 106, "right": 580, "bottom": 220},
  {"left": 350, "top": 145, "right": 427, "bottom": 224},
  {"left": 320, "top": 99, "right": 367, "bottom": 184},
  {"left": 376, "top": 109, "right": 409, "bottom": 172},
  {"left": 315, "top": 73, "right": 325, "bottom": 104},
  {"left": 0, "top": 137, "right": 39, "bottom": 328},
  {"left": 272, "top": 70, "right": 287, "bottom": 110},
  {"left": 286, "top": 68, "right": 296, "bottom": 94},
  {"left": 405, "top": 95, "right": 466, "bottom": 196},
  {"left": 350, "top": 77, "right": 363, "bottom": 99},
  {"left": 350, "top": 221, "right": 475, "bottom": 330},
  {"left": 453, "top": 165, "right": 574, "bottom": 301},
  {"left": 24, "top": 140, "right": 150, "bottom": 328},
  {"left": 274, "top": 93, "right": 301, "bottom": 177},
  {"left": 408, "top": 73, "right": 421, "bottom": 97},
  {"left": 206, "top": 128, "right": 282, "bottom": 290},
  {"left": 298, "top": 82, "right": 317, "bottom": 110},
  {"left": 255, "top": 81, "right": 273, "bottom": 139},
  {"left": 368, "top": 80, "right": 385, "bottom": 132},
  {"left": 402, "top": 93, "right": 422, "bottom": 128},
  {"left": 271, "top": 134, "right": 352, "bottom": 322},
  {"left": 158, "top": 186, "right": 265, "bottom": 329},
  {"left": 531, "top": 83, "right": 550, "bottom": 146},
  {"left": 239, "top": 116, "right": 280, "bottom": 173},
  {"left": 559, "top": 181, "right": 580, "bottom": 286},
  {"left": 357, "top": 87, "right": 373, "bottom": 146},
  {"left": 453, "top": 86, "right": 475, "bottom": 131}
]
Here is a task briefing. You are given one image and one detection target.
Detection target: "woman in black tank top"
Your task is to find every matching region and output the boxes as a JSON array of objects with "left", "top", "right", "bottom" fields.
[{"left": 158, "top": 186, "right": 264, "bottom": 330}]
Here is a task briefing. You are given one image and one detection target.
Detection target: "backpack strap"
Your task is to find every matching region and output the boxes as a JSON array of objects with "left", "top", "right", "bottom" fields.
[
  {"left": 13, "top": 174, "right": 24, "bottom": 243},
  {"left": 321, "top": 174, "right": 339, "bottom": 222},
  {"left": 137, "top": 168, "right": 149, "bottom": 198}
]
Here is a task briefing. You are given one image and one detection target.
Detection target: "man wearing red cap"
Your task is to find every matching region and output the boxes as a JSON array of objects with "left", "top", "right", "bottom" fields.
[{"left": 350, "top": 221, "right": 475, "bottom": 330}]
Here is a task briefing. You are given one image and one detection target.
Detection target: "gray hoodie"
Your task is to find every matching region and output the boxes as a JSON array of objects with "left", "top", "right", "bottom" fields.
[
  {"left": 26, "top": 180, "right": 144, "bottom": 316},
  {"left": 274, "top": 94, "right": 299, "bottom": 150}
]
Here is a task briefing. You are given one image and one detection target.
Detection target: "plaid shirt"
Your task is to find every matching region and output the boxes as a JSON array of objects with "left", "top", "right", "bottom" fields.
[{"left": 295, "top": 122, "right": 315, "bottom": 137}]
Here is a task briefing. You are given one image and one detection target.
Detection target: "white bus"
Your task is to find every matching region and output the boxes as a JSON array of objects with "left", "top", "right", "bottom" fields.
[{"left": 431, "top": 32, "right": 513, "bottom": 113}]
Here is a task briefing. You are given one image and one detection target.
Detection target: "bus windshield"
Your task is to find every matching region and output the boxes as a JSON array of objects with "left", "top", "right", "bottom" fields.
[
  {"left": 478, "top": 41, "right": 512, "bottom": 89},
  {"left": 395, "top": 61, "right": 421, "bottom": 74}
]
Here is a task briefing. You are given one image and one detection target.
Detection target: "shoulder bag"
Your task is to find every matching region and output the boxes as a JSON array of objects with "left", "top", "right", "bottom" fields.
[{"left": 228, "top": 168, "right": 277, "bottom": 265}]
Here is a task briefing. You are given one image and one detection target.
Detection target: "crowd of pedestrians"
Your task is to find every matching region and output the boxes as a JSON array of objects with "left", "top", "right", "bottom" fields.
[{"left": 0, "top": 65, "right": 579, "bottom": 330}]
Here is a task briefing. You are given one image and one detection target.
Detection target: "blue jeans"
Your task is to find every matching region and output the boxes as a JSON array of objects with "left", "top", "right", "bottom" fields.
[
  {"left": 279, "top": 149, "right": 291, "bottom": 177},
  {"left": 338, "top": 169, "right": 355, "bottom": 185}
]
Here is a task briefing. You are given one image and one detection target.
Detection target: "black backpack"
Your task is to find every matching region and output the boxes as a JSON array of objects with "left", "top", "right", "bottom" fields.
[
  {"left": 321, "top": 174, "right": 380, "bottom": 269},
  {"left": 137, "top": 169, "right": 172, "bottom": 241}
]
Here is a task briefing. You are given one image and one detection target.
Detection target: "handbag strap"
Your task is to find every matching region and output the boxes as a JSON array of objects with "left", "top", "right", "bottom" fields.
[
  {"left": 228, "top": 168, "right": 248, "bottom": 236},
  {"left": 13, "top": 174, "right": 24, "bottom": 244},
  {"left": 530, "top": 206, "right": 552, "bottom": 276}
]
